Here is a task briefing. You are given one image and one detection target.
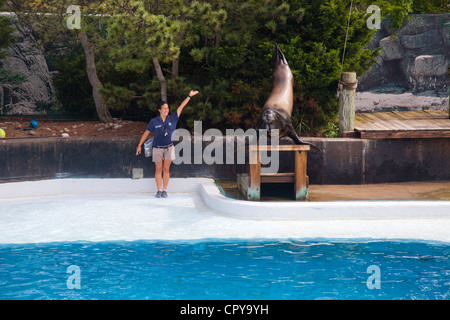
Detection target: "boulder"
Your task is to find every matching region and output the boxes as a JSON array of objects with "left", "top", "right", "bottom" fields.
[
  {"left": 413, "top": 55, "right": 448, "bottom": 77},
  {"left": 398, "top": 14, "right": 444, "bottom": 36},
  {"left": 400, "top": 31, "right": 443, "bottom": 50},
  {"left": 379, "top": 36, "right": 405, "bottom": 61}
]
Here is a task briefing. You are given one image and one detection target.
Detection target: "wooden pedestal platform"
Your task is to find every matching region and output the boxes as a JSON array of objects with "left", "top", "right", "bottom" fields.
[{"left": 237, "top": 145, "right": 310, "bottom": 201}]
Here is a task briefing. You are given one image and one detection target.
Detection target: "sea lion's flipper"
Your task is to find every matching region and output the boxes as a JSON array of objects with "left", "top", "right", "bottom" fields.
[{"left": 286, "top": 126, "right": 321, "bottom": 151}]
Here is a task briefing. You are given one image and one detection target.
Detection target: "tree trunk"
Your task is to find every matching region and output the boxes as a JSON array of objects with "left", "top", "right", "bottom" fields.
[
  {"left": 172, "top": 57, "right": 180, "bottom": 79},
  {"left": 79, "top": 32, "right": 112, "bottom": 123},
  {"left": 153, "top": 57, "right": 167, "bottom": 102},
  {"left": 214, "top": 31, "right": 222, "bottom": 68},
  {"left": 171, "top": 15, "right": 186, "bottom": 79}
]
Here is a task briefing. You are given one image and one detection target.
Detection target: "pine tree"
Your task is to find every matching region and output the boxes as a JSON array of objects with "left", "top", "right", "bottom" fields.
[{"left": 104, "top": 0, "right": 226, "bottom": 102}]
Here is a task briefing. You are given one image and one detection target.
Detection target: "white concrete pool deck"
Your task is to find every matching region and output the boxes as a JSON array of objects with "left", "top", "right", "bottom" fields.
[{"left": 0, "top": 178, "right": 449, "bottom": 244}]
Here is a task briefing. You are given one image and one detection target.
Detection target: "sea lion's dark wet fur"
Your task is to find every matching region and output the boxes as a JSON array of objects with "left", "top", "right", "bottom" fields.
[
  {"left": 256, "top": 109, "right": 304, "bottom": 144},
  {"left": 256, "top": 45, "right": 319, "bottom": 150}
]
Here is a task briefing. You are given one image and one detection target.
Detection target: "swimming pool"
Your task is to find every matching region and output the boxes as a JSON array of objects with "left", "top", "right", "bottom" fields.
[
  {"left": 0, "top": 178, "right": 449, "bottom": 300},
  {"left": 1, "top": 239, "right": 449, "bottom": 300}
]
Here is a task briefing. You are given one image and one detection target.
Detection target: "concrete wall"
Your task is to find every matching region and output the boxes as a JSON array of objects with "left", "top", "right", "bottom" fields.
[
  {"left": 1, "top": 136, "right": 449, "bottom": 184},
  {"left": 306, "top": 138, "right": 450, "bottom": 184}
]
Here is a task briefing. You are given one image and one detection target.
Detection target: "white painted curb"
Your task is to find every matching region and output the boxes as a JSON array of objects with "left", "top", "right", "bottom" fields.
[
  {"left": 0, "top": 178, "right": 210, "bottom": 199},
  {"left": 198, "top": 180, "right": 450, "bottom": 220}
]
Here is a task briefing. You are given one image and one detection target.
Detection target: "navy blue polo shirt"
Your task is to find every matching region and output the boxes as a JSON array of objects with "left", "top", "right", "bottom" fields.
[{"left": 146, "top": 112, "right": 179, "bottom": 147}]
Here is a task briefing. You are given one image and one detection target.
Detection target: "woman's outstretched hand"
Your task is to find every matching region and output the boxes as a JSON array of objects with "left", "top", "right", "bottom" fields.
[{"left": 189, "top": 90, "right": 199, "bottom": 97}]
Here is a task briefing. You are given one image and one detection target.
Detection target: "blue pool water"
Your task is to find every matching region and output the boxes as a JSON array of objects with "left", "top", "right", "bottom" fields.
[{"left": 0, "top": 239, "right": 449, "bottom": 300}]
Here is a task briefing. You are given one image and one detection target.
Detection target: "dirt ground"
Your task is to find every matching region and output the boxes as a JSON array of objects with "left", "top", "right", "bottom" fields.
[
  {"left": 0, "top": 117, "right": 148, "bottom": 138},
  {"left": 218, "top": 180, "right": 450, "bottom": 201},
  {"left": 307, "top": 181, "right": 450, "bottom": 201}
]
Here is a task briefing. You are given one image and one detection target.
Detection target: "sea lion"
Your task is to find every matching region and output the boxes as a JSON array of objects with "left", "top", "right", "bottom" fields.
[{"left": 256, "top": 44, "right": 318, "bottom": 150}]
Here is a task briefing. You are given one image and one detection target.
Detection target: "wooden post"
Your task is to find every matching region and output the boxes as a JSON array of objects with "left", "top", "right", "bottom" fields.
[
  {"left": 248, "top": 147, "right": 261, "bottom": 200},
  {"left": 448, "top": 66, "right": 450, "bottom": 119},
  {"left": 294, "top": 150, "right": 308, "bottom": 200},
  {"left": 338, "top": 72, "right": 358, "bottom": 137}
]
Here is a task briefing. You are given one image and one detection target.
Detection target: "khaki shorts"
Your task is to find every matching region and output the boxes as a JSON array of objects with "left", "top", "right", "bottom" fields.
[{"left": 152, "top": 145, "right": 176, "bottom": 162}]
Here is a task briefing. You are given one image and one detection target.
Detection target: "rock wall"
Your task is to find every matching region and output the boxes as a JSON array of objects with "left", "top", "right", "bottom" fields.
[
  {"left": 0, "top": 13, "right": 58, "bottom": 115},
  {"left": 358, "top": 14, "right": 450, "bottom": 92}
]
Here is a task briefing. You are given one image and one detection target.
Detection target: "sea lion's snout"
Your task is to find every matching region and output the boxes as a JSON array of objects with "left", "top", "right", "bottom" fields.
[
  {"left": 273, "top": 43, "right": 288, "bottom": 67},
  {"left": 262, "top": 109, "right": 276, "bottom": 123}
]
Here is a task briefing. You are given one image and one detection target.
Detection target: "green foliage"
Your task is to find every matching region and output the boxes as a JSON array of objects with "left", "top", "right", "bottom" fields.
[
  {"left": 52, "top": 53, "right": 97, "bottom": 119},
  {"left": 0, "top": 0, "right": 15, "bottom": 60},
  {"left": 320, "top": 119, "right": 340, "bottom": 138},
  {"left": 373, "top": 0, "right": 414, "bottom": 30},
  {"left": 105, "top": 1, "right": 181, "bottom": 70},
  {"left": 412, "top": 0, "right": 449, "bottom": 14},
  {"left": 35, "top": 100, "right": 62, "bottom": 115},
  {"left": 0, "top": 69, "right": 27, "bottom": 85}
]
